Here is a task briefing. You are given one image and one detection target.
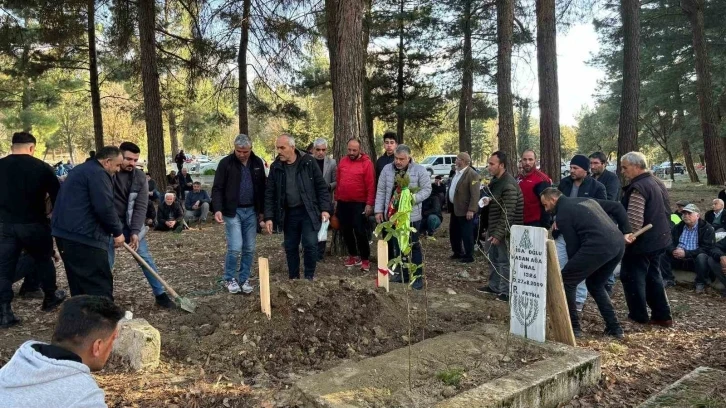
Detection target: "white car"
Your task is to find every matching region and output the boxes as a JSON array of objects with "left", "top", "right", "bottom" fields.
[
  {"left": 420, "top": 155, "right": 458, "bottom": 177},
  {"left": 196, "top": 155, "right": 211, "bottom": 163},
  {"left": 561, "top": 161, "right": 570, "bottom": 178}
]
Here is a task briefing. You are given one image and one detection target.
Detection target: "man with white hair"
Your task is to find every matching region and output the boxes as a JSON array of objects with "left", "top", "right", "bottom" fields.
[
  {"left": 212, "top": 134, "right": 267, "bottom": 294},
  {"left": 705, "top": 199, "right": 725, "bottom": 232},
  {"left": 312, "top": 138, "right": 337, "bottom": 260},
  {"left": 619, "top": 151, "right": 673, "bottom": 327},
  {"left": 155, "top": 193, "right": 184, "bottom": 233},
  {"left": 662, "top": 204, "right": 715, "bottom": 294},
  {"left": 264, "top": 134, "right": 331, "bottom": 280}
]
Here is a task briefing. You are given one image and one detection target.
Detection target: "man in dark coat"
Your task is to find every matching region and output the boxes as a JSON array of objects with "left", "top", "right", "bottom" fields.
[
  {"left": 558, "top": 154, "right": 607, "bottom": 199},
  {"left": 541, "top": 188, "right": 632, "bottom": 339},
  {"left": 264, "top": 134, "right": 331, "bottom": 280},
  {"left": 589, "top": 152, "right": 621, "bottom": 201},
  {"left": 375, "top": 131, "right": 397, "bottom": 183},
  {"left": 155, "top": 193, "right": 184, "bottom": 233}
]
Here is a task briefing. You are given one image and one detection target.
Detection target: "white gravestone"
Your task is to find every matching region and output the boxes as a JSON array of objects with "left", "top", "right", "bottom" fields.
[{"left": 509, "top": 225, "right": 548, "bottom": 342}]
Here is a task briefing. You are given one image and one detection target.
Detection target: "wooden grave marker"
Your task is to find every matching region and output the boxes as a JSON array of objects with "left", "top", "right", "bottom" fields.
[
  {"left": 376, "top": 240, "right": 390, "bottom": 292},
  {"left": 258, "top": 257, "right": 271, "bottom": 319}
]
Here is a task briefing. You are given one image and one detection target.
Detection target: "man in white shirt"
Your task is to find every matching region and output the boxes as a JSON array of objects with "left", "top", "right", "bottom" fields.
[
  {"left": 447, "top": 153, "right": 481, "bottom": 263},
  {"left": 706, "top": 199, "right": 725, "bottom": 232}
]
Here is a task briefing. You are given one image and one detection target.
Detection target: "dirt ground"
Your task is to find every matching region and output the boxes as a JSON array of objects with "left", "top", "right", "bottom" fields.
[{"left": 1, "top": 179, "right": 725, "bottom": 407}]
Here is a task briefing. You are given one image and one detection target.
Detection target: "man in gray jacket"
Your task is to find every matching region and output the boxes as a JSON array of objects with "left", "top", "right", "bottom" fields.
[
  {"left": 312, "top": 138, "right": 336, "bottom": 260},
  {"left": 374, "top": 145, "right": 431, "bottom": 289},
  {"left": 0, "top": 295, "right": 124, "bottom": 407}
]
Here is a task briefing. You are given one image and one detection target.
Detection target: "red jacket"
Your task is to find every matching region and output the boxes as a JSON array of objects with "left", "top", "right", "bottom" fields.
[
  {"left": 335, "top": 153, "right": 375, "bottom": 205},
  {"left": 517, "top": 169, "right": 551, "bottom": 225}
]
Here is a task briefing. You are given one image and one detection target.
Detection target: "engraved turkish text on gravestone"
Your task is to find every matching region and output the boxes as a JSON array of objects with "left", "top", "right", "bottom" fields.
[{"left": 509, "top": 225, "right": 548, "bottom": 342}]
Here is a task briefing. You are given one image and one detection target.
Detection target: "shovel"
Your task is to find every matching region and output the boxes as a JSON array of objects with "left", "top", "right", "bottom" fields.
[
  {"left": 123, "top": 243, "right": 196, "bottom": 313},
  {"left": 632, "top": 223, "right": 653, "bottom": 239}
]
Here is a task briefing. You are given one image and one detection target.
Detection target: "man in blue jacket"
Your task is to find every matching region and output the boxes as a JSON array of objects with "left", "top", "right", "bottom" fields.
[
  {"left": 52, "top": 146, "right": 125, "bottom": 301},
  {"left": 558, "top": 154, "right": 607, "bottom": 199}
]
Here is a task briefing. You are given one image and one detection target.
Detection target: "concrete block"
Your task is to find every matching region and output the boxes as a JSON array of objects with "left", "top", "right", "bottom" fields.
[
  {"left": 639, "top": 367, "right": 726, "bottom": 407},
  {"left": 110, "top": 318, "right": 161, "bottom": 371},
  {"left": 673, "top": 269, "right": 725, "bottom": 290}
]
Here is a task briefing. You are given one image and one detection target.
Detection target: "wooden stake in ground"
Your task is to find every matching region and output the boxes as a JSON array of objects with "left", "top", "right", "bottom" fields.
[
  {"left": 545, "top": 239, "right": 576, "bottom": 346},
  {"left": 377, "top": 240, "right": 389, "bottom": 292},
  {"left": 258, "top": 257, "right": 271, "bottom": 320}
]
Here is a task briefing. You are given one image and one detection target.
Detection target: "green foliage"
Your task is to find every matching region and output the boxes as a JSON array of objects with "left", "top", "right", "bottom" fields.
[
  {"left": 436, "top": 367, "right": 464, "bottom": 387},
  {"left": 203, "top": 168, "right": 216, "bottom": 175},
  {"left": 516, "top": 99, "right": 532, "bottom": 155}
]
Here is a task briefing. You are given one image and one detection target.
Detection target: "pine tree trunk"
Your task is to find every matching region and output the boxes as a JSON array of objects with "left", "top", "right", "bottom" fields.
[
  {"left": 681, "top": 139, "right": 699, "bottom": 183},
  {"left": 682, "top": 0, "right": 726, "bottom": 185},
  {"left": 238, "top": 0, "right": 250, "bottom": 135},
  {"left": 168, "top": 109, "right": 179, "bottom": 157},
  {"left": 674, "top": 83, "right": 699, "bottom": 183},
  {"left": 617, "top": 0, "right": 640, "bottom": 181},
  {"left": 138, "top": 0, "right": 167, "bottom": 190},
  {"left": 497, "top": 0, "right": 517, "bottom": 174},
  {"left": 395, "top": 0, "right": 405, "bottom": 144},
  {"left": 88, "top": 0, "right": 104, "bottom": 150},
  {"left": 325, "top": 0, "right": 371, "bottom": 160},
  {"left": 536, "top": 0, "right": 560, "bottom": 183},
  {"left": 458, "top": 0, "right": 473, "bottom": 155},
  {"left": 20, "top": 44, "right": 32, "bottom": 132},
  {"left": 362, "top": 0, "right": 376, "bottom": 160}
]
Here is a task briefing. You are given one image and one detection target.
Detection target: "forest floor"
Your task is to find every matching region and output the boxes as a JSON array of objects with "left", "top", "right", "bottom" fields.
[{"left": 1, "top": 176, "right": 724, "bottom": 407}]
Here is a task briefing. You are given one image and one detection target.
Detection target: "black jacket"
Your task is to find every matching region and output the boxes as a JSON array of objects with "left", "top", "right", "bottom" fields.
[
  {"left": 157, "top": 201, "right": 184, "bottom": 225},
  {"left": 212, "top": 151, "right": 267, "bottom": 217},
  {"left": 705, "top": 210, "right": 725, "bottom": 228},
  {"left": 421, "top": 194, "right": 442, "bottom": 221},
  {"left": 594, "top": 169, "right": 621, "bottom": 201},
  {"left": 622, "top": 172, "right": 672, "bottom": 254},
  {"left": 553, "top": 197, "right": 631, "bottom": 274},
  {"left": 376, "top": 153, "right": 394, "bottom": 182},
  {"left": 558, "top": 176, "right": 607, "bottom": 200},
  {"left": 264, "top": 150, "right": 331, "bottom": 231},
  {"left": 668, "top": 219, "right": 715, "bottom": 258},
  {"left": 178, "top": 173, "right": 193, "bottom": 192},
  {"left": 52, "top": 160, "right": 123, "bottom": 250}
]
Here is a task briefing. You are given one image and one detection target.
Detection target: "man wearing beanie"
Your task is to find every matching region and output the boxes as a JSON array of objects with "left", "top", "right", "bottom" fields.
[{"left": 558, "top": 154, "right": 607, "bottom": 199}]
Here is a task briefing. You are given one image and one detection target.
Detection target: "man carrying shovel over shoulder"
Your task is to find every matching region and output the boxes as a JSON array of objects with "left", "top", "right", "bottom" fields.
[{"left": 107, "top": 142, "right": 175, "bottom": 309}]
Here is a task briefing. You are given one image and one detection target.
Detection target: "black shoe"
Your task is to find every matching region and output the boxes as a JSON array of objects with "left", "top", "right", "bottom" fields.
[
  {"left": 449, "top": 254, "right": 462, "bottom": 260},
  {"left": 476, "top": 286, "right": 499, "bottom": 295},
  {"left": 573, "top": 328, "right": 583, "bottom": 338},
  {"left": 496, "top": 293, "right": 509, "bottom": 302},
  {"left": 155, "top": 293, "right": 177, "bottom": 309},
  {"left": 390, "top": 273, "right": 403, "bottom": 283},
  {"left": 19, "top": 289, "right": 44, "bottom": 299},
  {"left": 605, "top": 284, "right": 614, "bottom": 297},
  {"left": 0, "top": 303, "right": 20, "bottom": 328},
  {"left": 458, "top": 258, "right": 474, "bottom": 264},
  {"left": 41, "top": 290, "right": 66, "bottom": 312},
  {"left": 603, "top": 327, "right": 624, "bottom": 339},
  {"left": 411, "top": 278, "right": 423, "bottom": 290},
  {"left": 663, "top": 280, "right": 676, "bottom": 288}
]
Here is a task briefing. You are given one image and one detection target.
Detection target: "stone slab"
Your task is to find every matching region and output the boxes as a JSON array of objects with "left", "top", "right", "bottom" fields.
[
  {"left": 673, "top": 269, "right": 725, "bottom": 290},
  {"left": 110, "top": 318, "right": 161, "bottom": 371},
  {"left": 639, "top": 367, "right": 726, "bottom": 407},
  {"left": 295, "top": 325, "right": 600, "bottom": 408}
]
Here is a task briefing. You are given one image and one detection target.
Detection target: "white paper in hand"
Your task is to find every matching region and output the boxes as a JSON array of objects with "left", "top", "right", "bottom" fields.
[
  {"left": 478, "top": 197, "right": 491, "bottom": 208},
  {"left": 318, "top": 220, "right": 330, "bottom": 242}
]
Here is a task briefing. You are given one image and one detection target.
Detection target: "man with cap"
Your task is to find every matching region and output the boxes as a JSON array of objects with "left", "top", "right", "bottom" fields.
[
  {"left": 672, "top": 200, "right": 689, "bottom": 224},
  {"left": 558, "top": 155, "right": 607, "bottom": 199},
  {"left": 661, "top": 204, "right": 715, "bottom": 293}
]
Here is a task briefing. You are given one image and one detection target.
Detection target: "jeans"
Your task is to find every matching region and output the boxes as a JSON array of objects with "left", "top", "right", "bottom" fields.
[
  {"left": 663, "top": 251, "right": 711, "bottom": 285},
  {"left": 108, "top": 228, "right": 165, "bottom": 297},
  {"left": 389, "top": 221, "right": 423, "bottom": 283},
  {"left": 57, "top": 237, "right": 113, "bottom": 301},
  {"left": 223, "top": 207, "right": 257, "bottom": 283},
  {"left": 486, "top": 236, "right": 510, "bottom": 294},
  {"left": 0, "top": 223, "right": 58, "bottom": 304},
  {"left": 450, "top": 215, "right": 474, "bottom": 260},
  {"left": 283, "top": 206, "right": 318, "bottom": 279},
  {"left": 185, "top": 202, "right": 210, "bottom": 222},
  {"left": 337, "top": 201, "right": 370, "bottom": 260},
  {"left": 424, "top": 215, "right": 442, "bottom": 235},
  {"left": 621, "top": 249, "right": 672, "bottom": 323},
  {"left": 706, "top": 257, "right": 726, "bottom": 287},
  {"left": 150, "top": 190, "right": 161, "bottom": 202}
]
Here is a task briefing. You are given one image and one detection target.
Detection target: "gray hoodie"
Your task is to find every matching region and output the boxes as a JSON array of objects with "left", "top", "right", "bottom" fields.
[{"left": 0, "top": 341, "right": 107, "bottom": 407}]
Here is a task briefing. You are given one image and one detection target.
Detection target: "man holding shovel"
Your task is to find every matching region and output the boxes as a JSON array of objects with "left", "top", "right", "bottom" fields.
[{"left": 107, "top": 142, "right": 175, "bottom": 309}]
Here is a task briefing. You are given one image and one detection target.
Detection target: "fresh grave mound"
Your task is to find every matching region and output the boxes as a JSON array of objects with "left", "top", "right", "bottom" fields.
[
  {"left": 295, "top": 325, "right": 600, "bottom": 407},
  {"left": 639, "top": 367, "right": 726, "bottom": 408}
]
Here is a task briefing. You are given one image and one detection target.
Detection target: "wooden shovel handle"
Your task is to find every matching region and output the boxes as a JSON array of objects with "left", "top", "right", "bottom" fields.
[
  {"left": 122, "top": 243, "right": 180, "bottom": 299},
  {"left": 632, "top": 224, "right": 653, "bottom": 239}
]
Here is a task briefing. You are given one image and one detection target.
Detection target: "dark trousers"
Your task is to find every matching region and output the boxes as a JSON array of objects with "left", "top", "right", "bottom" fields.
[
  {"left": 706, "top": 257, "right": 726, "bottom": 288},
  {"left": 389, "top": 221, "right": 423, "bottom": 283},
  {"left": 449, "top": 215, "right": 474, "bottom": 260},
  {"left": 562, "top": 247, "right": 623, "bottom": 332},
  {"left": 662, "top": 251, "right": 711, "bottom": 285},
  {"left": 155, "top": 222, "right": 183, "bottom": 233},
  {"left": 337, "top": 201, "right": 370, "bottom": 260},
  {"left": 0, "top": 223, "right": 58, "bottom": 304},
  {"left": 14, "top": 252, "right": 41, "bottom": 293},
  {"left": 621, "top": 249, "right": 672, "bottom": 323},
  {"left": 317, "top": 241, "right": 326, "bottom": 261},
  {"left": 56, "top": 237, "right": 113, "bottom": 301},
  {"left": 283, "top": 206, "right": 318, "bottom": 279}
]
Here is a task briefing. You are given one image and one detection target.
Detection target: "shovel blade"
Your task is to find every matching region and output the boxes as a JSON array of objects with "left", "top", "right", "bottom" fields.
[{"left": 176, "top": 297, "right": 196, "bottom": 313}]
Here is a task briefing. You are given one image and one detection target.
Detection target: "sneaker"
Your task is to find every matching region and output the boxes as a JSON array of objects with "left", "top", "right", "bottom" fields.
[
  {"left": 390, "top": 273, "right": 403, "bottom": 283},
  {"left": 496, "top": 293, "right": 509, "bottom": 302},
  {"left": 155, "top": 293, "right": 177, "bottom": 309},
  {"left": 225, "top": 279, "right": 241, "bottom": 294},
  {"left": 576, "top": 302, "right": 584, "bottom": 313},
  {"left": 344, "top": 256, "right": 362, "bottom": 267},
  {"left": 411, "top": 278, "right": 423, "bottom": 290},
  {"left": 573, "top": 328, "right": 583, "bottom": 338},
  {"left": 360, "top": 260, "right": 371, "bottom": 272},
  {"left": 476, "top": 286, "right": 499, "bottom": 295},
  {"left": 695, "top": 283, "right": 705, "bottom": 294},
  {"left": 241, "top": 280, "right": 254, "bottom": 294}
]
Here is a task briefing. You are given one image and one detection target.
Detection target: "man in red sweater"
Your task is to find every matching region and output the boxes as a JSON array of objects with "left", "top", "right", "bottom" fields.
[
  {"left": 335, "top": 139, "right": 375, "bottom": 271},
  {"left": 517, "top": 149, "right": 552, "bottom": 228}
]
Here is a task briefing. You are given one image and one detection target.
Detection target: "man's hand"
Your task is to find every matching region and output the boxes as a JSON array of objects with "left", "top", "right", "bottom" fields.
[
  {"left": 489, "top": 236, "right": 500, "bottom": 246},
  {"left": 214, "top": 211, "right": 224, "bottom": 224},
  {"left": 321, "top": 211, "right": 330, "bottom": 223},
  {"left": 466, "top": 211, "right": 474, "bottom": 220},
  {"left": 363, "top": 205, "right": 373, "bottom": 216},
  {"left": 673, "top": 248, "right": 686, "bottom": 259},
  {"left": 624, "top": 233, "right": 635, "bottom": 244},
  {"left": 375, "top": 213, "right": 384, "bottom": 224},
  {"left": 720, "top": 256, "right": 726, "bottom": 270},
  {"left": 129, "top": 234, "right": 140, "bottom": 251},
  {"left": 192, "top": 204, "right": 199, "bottom": 210},
  {"left": 258, "top": 213, "right": 264, "bottom": 223},
  {"left": 265, "top": 220, "right": 274, "bottom": 234},
  {"left": 113, "top": 234, "right": 125, "bottom": 248},
  {"left": 195, "top": 200, "right": 200, "bottom": 207}
]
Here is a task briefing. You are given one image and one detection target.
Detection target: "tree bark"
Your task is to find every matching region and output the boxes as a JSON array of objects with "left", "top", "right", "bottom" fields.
[
  {"left": 616, "top": 0, "right": 640, "bottom": 181},
  {"left": 536, "top": 0, "right": 560, "bottom": 183},
  {"left": 362, "top": 0, "right": 376, "bottom": 160},
  {"left": 395, "top": 0, "right": 405, "bottom": 144},
  {"left": 238, "top": 0, "right": 250, "bottom": 135},
  {"left": 681, "top": 139, "right": 699, "bottom": 183},
  {"left": 458, "top": 0, "right": 473, "bottom": 155},
  {"left": 682, "top": 0, "right": 726, "bottom": 185},
  {"left": 138, "top": 0, "right": 167, "bottom": 190},
  {"left": 20, "top": 43, "right": 32, "bottom": 132},
  {"left": 496, "top": 0, "right": 517, "bottom": 174},
  {"left": 325, "top": 0, "right": 371, "bottom": 160},
  {"left": 168, "top": 109, "right": 179, "bottom": 157},
  {"left": 88, "top": 0, "right": 104, "bottom": 151}
]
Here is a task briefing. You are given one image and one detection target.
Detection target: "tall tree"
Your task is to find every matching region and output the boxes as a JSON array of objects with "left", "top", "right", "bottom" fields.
[
  {"left": 536, "top": 0, "right": 560, "bottom": 182},
  {"left": 616, "top": 0, "right": 641, "bottom": 178},
  {"left": 138, "top": 0, "right": 166, "bottom": 189},
  {"left": 516, "top": 98, "right": 532, "bottom": 155},
  {"left": 682, "top": 0, "right": 726, "bottom": 185},
  {"left": 458, "top": 0, "right": 473, "bottom": 154},
  {"left": 238, "top": 0, "right": 251, "bottom": 135},
  {"left": 87, "top": 0, "right": 103, "bottom": 150},
  {"left": 496, "top": 0, "right": 516, "bottom": 174}
]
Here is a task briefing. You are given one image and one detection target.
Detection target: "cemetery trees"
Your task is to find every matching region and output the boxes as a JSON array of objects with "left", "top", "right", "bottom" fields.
[{"left": 496, "top": 0, "right": 517, "bottom": 174}]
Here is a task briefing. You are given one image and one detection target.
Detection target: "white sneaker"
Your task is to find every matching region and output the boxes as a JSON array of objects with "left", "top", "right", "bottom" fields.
[
  {"left": 241, "top": 280, "right": 254, "bottom": 294},
  {"left": 226, "top": 279, "right": 241, "bottom": 294}
]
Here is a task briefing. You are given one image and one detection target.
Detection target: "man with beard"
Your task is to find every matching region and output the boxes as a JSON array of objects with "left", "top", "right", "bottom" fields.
[
  {"left": 517, "top": 149, "right": 551, "bottom": 228},
  {"left": 107, "top": 142, "right": 175, "bottom": 308},
  {"left": 589, "top": 152, "right": 621, "bottom": 201},
  {"left": 311, "top": 138, "right": 337, "bottom": 260},
  {"left": 558, "top": 154, "right": 607, "bottom": 200}
]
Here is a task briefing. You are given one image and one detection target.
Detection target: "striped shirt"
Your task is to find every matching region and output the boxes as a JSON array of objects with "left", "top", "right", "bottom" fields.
[
  {"left": 678, "top": 223, "right": 699, "bottom": 251},
  {"left": 626, "top": 190, "right": 645, "bottom": 230}
]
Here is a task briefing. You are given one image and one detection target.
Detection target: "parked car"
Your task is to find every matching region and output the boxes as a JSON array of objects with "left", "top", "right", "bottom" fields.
[
  {"left": 657, "top": 161, "right": 685, "bottom": 175},
  {"left": 198, "top": 157, "right": 270, "bottom": 177},
  {"left": 561, "top": 161, "right": 570, "bottom": 178},
  {"left": 420, "top": 155, "right": 458, "bottom": 177}
]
